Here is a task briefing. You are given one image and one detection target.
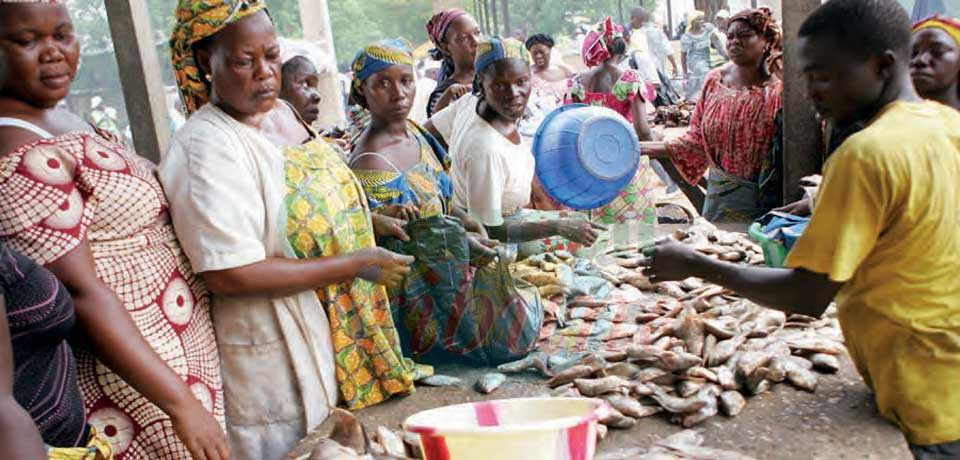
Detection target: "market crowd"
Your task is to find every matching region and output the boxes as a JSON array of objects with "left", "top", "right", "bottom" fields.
[{"left": 0, "top": 0, "right": 958, "bottom": 459}]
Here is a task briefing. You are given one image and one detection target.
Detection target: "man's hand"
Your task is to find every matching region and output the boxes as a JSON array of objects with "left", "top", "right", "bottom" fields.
[
  {"left": 773, "top": 197, "right": 813, "bottom": 217},
  {"left": 639, "top": 238, "right": 703, "bottom": 282}
]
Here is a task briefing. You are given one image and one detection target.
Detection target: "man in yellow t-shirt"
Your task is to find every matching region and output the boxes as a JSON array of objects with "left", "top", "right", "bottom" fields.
[{"left": 640, "top": 1, "right": 960, "bottom": 457}]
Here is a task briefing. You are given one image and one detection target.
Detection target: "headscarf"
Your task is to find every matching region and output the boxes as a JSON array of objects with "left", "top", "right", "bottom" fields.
[
  {"left": 729, "top": 7, "right": 783, "bottom": 73},
  {"left": 349, "top": 38, "right": 415, "bottom": 108},
  {"left": 426, "top": 8, "right": 468, "bottom": 83},
  {"left": 473, "top": 36, "right": 532, "bottom": 94},
  {"left": 715, "top": 9, "right": 731, "bottom": 20},
  {"left": 169, "top": 0, "right": 267, "bottom": 115},
  {"left": 581, "top": 17, "right": 624, "bottom": 68},
  {"left": 686, "top": 10, "right": 705, "bottom": 32},
  {"left": 913, "top": 15, "right": 960, "bottom": 49}
]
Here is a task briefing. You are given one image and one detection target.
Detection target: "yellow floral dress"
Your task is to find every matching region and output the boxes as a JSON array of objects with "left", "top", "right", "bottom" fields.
[{"left": 283, "top": 139, "right": 415, "bottom": 410}]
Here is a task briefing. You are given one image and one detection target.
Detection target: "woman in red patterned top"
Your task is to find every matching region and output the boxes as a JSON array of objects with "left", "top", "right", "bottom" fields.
[
  {"left": 641, "top": 8, "right": 783, "bottom": 222},
  {"left": 0, "top": 2, "right": 227, "bottom": 460}
]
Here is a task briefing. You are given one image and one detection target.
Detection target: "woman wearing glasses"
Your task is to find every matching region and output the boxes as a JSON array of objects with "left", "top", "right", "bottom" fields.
[{"left": 163, "top": 2, "right": 418, "bottom": 458}]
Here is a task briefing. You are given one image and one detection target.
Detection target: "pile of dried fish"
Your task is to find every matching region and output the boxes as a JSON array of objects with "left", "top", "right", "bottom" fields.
[
  {"left": 294, "top": 409, "right": 415, "bottom": 460},
  {"left": 597, "top": 430, "right": 757, "bottom": 460},
  {"left": 654, "top": 101, "right": 697, "bottom": 127},
  {"left": 498, "top": 218, "right": 846, "bottom": 431}
]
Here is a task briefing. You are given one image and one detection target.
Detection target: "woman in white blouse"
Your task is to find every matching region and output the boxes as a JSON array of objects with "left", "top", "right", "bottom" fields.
[{"left": 426, "top": 36, "right": 603, "bottom": 251}]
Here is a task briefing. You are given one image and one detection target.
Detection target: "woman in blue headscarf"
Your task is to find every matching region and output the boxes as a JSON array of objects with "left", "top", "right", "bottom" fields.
[{"left": 349, "top": 39, "right": 494, "bottom": 251}]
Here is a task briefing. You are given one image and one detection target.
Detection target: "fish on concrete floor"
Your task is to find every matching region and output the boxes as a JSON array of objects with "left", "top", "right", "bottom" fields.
[
  {"left": 419, "top": 375, "right": 463, "bottom": 387},
  {"left": 545, "top": 364, "right": 595, "bottom": 387},
  {"left": 719, "top": 391, "right": 746, "bottom": 417},
  {"left": 574, "top": 376, "right": 630, "bottom": 397},
  {"left": 475, "top": 373, "right": 507, "bottom": 394}
]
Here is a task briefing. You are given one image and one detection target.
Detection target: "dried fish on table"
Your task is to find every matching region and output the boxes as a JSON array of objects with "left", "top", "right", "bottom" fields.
[
  {"left": 735, "top": 351, "right": 773, "bottom": 382},
  {"left": 475, "top": 373, "right": 507, "bottom": 394},
  {"left": 419, "top": 375, "right": 463, "bottom": 387},
  {"left": 766, "top": 356, "right": 813, "bottom": 383},
  {"left": 374, "top": 426, "right": 406, "bottom": 458},
  {"left": 745, "top": 309, "right": 786, "bottom": 338},
  {"left": 720, "top": 390, "right": 746, "bottom": 417},
  {"left": 578, "top": 353, "right": 610, "bottom": 372},
  {"left": 677, "top": 306, "right": 706, "bottom": 357},
  {"left": 784, "top": 337, "right": 846, "bottom": 355},
  {"left": 678, "top": 385, "right": 720, "bottom": 427},
  {"left": 497, "top": 355, "right": 552, "bottom": 377},
  {"left": 686, "top": 366, "right": 719, "bottom": 383},
  {"left": 702, "top": 317, "right": 739, "bottom": 340},
  {"left": 658, "top": 282, "right": 687, "bottom": 298},
  {"left": 545, "top": 365, "right": 594, "bottom": 387},
  {"left": 705, "top": 334, "right": 747, "bottom": 367},
  {"left": 717, "top": 366, "right": 739, "bottom": 391},
  {"left": 631, "top": 381, "right": 655, "bottom": 397},
  {"left": 677, "top": 379, "right": 706, "bottom": 398},
  {"left": 809, "top": 353, "right": 840, "bottom": 373},
  {"left": 681, "top": 277, "right": 704, "bottom": 292},
  {"left": 604, "top": 394, "right": 663, "bottom": 418},
  {"left": 786, "top": 367, "right": 818, "bottom": 392},
  {"left": 634, "top": 367, "right": 671, "bottom": 383},
  {"left": 550, "top": 383, "right": 581, "bottom": 398},
  {"left": 600, "top": 350, "right": 628, "bottom": 362},
  {"left": 657, "top": 350, "right": 703, "bottom": 372},
  {"left": 650, "top": 387, "right": 708, "bottom": 414},
  {"left": 600, "top": 362, "right": 644, "bottom": 379},
  {"left": 574, "top": 376, "right": 630, "bottom": 397},
  {"left": 599, "top": 406, "right": 637, "bottom": 429}
]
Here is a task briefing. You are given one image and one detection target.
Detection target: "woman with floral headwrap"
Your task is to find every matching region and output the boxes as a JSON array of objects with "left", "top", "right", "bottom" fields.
[
  {"left": 425, "top": 9, "right": 482, "bottom": 117},
  {"left": 0, "top": 2, "right": 228, "bottom": 459},
  {"left": 426, "top": 36, "right": 604, "bottom": 254},
  {"left": 911, "top": 15, "right": 960, "bottom": 110},
  {"left": 161, "top": 3, "right": 418, "bottom": 459},
  {"left": 642, "top": 8, "right": 783, "bottom": 222}
]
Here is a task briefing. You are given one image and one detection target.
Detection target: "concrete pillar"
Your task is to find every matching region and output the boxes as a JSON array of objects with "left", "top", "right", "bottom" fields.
[
  {"left": 299, "top": 0, "right": 344, "bottom": 128},
  {"left": 781, "top": 0, "right": 822, "bottom": 204},
  {"left": 104, "top": 0, "right": 171, "bottom": 163}
]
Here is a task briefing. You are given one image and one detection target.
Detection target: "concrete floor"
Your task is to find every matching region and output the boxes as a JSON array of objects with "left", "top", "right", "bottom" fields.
[{"left": 288, "top": 353, "right": 912, "bottom": 460}]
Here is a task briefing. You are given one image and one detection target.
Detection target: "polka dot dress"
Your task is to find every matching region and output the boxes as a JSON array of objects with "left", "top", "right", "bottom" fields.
[{"left": 0, "top": 132, "right": 224, "bottom": 460}]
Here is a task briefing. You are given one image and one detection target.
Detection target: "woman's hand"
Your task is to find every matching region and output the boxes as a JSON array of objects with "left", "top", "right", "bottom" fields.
[
  {"left": 461, "top": 214, "right": 488, "bottom": 237},
  {"left": 555, "top": 219, "right": 607, "bottom": 246},
  {"left": 467, "top": 234, "right": 499, "bottom": 266},
  {"left": 380, "top": 204, "right": 421, "bottom": 222},
  {"left": 169, "top": 398, "right": 231, "bottom": 460},
  {"left": 372, "top": 214, "right": 410, "bottom": 241},
  {"left": 358, "top": 248, "right": 415, "bottom": 288},
  {"left": 444, "top": 83, "right": 471, "bottom": 100}
]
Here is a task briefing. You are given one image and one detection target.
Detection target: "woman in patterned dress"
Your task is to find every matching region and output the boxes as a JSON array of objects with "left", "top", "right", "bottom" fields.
[
  {"left": 0, "top": 2, "right": 228, "bottom": 460},
  {"left": 161, "top": 4, "right": 416, "bottom": 459},
  {"left": 641, "top": 8, "right": 783, "bottom": 222},
  {"left": 348, "top": 39, "right": 493, "bottom": 251}
]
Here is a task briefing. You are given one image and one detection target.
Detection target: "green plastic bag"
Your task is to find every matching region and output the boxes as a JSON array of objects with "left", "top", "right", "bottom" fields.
[{"left": 386, "top": 216, "right": 544, "bottom": 365}]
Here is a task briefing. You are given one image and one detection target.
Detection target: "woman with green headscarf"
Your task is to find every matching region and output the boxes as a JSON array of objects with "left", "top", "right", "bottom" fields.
[{"left": 162, "top": 2, "right": 418, "bottom": 458}]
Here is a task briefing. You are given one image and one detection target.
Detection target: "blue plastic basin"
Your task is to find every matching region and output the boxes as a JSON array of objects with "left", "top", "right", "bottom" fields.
[{"left": 532, "top": 104, "right": 640, "bottom": 210}]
